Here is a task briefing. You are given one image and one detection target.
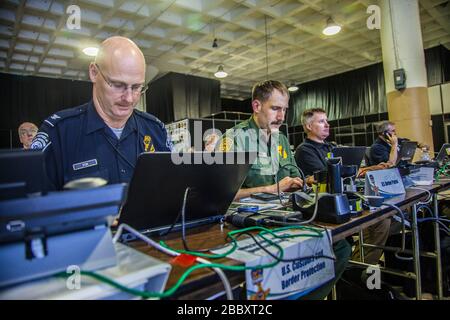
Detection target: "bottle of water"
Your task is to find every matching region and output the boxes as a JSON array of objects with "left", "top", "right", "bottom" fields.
[{"left": 421, "top": 147, "right": 430, "bottom": 161}]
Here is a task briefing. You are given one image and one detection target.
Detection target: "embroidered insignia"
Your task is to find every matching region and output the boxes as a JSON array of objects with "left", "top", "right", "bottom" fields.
[
  {"left": 218, "top": 137, "right": 233, "bottom": 152},
  {"left": 30, "top": 132, "right": 50, "bottom": 151},
  {"left": 278, "top": 145, "right": 288, "bottom": 159},
  {"left": 144, "top": 135, "right": 155, "bottom": 152}
]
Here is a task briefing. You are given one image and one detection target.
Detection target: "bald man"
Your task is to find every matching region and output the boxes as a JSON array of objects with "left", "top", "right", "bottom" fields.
[
  {"left": 18, "top": 122, "right": 38, "bottom": 149},
  {"left": 31, "top": 36, "right": 172, "bottom": 190}
]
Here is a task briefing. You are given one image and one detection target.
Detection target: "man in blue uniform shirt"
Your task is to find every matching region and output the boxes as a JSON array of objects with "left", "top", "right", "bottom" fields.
[{"left": 31, "top": 36, "right": 172, "bottom": 190}]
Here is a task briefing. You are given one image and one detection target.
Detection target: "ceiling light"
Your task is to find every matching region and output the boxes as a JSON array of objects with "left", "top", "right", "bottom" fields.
[
  {"left": 214, "top": 65, "right": 228, "bottom": 78},
  {"left": 288, "top": 84, "right": 299, "bottom": 92},
  {"left": 82, "top": 47, "right": 99, "bottom": 57},
  {"left": 322, "top": 18, "right": 341, "bottom": 36}
]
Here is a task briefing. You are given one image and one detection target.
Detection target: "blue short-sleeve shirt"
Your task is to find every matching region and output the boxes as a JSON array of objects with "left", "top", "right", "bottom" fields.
[{"left": 31, "top": 101, "right": 172, "bottom": 190}]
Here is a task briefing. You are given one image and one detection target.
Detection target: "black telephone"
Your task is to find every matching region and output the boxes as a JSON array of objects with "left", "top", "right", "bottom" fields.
[{"left": 383, "top": 131, "right": 392, "bottom": 141}]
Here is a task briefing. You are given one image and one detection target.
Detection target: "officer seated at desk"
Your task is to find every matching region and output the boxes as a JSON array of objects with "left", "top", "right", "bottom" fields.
[
  {"left": 216, "top": 80, "right": 351, "bottom": 300},
  {"left": 368, "top": 121, "right": 429, "bottom": 167},
  {"left": 294, "top": 108, "right": 390, "bottom": 266},
  {"left": 31, "top": 36, "right": 172, "bottom": 190}
]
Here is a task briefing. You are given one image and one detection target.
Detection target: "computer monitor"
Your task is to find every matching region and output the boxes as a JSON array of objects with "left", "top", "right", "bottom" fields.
[
  {"left": 0, "top": 149, "right": 47, "bottom": 200},
  {"left": 331, "top": 146, "right": 367, "bottom": 169},
  {"left": 396, "top": 141, "right": 417, "bottom": 165},
  {"left": 118, "top": 152, "right": 255, "bottom": 236},
  {"left": 435, "top": 143, "right": 450, "bottom": 163}
]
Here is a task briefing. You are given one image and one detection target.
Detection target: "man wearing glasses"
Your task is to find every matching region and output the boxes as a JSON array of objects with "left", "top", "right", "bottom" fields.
[
  {"left": 31, "top": 36, "right": 172, "bottom": 190},
  {"left": 18, "top": 122, "right": 38, "bottom": 149}
]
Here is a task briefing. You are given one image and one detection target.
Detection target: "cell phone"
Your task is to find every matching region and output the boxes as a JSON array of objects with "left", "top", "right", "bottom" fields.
[
  {"left": 250, "top": 192, "right": 280, "bottom": 201},
  {"left": 383, "top": 131, "right": 391, "bottom": 140}
]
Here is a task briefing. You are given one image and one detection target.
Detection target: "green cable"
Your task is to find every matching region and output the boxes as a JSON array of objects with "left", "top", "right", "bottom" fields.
[
  {"left": 159, "top": 239, "right": 237, "bottom": 259},
  {"left": 268, "top": 225, "right": 324, "bottom": 238},
  {"left": 435, "top": 161, "right": 450, "bottom": 181},
  {"left": 56, "top": 247, "right": 283, "bottom": 299},
  {"left": 56, "top": 226, "right": 326, "bottom": 299},
  {"left": 160, "top": 225, "right": 324, "bottom": 258}
]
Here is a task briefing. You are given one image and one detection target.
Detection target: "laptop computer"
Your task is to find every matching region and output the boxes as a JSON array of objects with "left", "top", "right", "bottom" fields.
[
  {"left": 0, "top": 149, "right": 47, "bottom": 200},
  {"left": 331, "top": 146, "right": 367, "bottom": 169},
  {"left": 118, "top": 152, "right": 255, "bottom": 238},
  {"left": 396, "top": 141, "right": 417, "bottom": 165},
  {"left": 435, "top": 143, "right": 450, "bottom": 163}
]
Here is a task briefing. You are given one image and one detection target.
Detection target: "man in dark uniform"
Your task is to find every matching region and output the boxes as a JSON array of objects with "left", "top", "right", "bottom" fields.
[
  {"left": 295, "top": 108, "right": 390, "bottom": 265},
  {"left": 294, "top": 108, "right": 335, "bottom": 177},
  {"left": 368, "top": 121, "right": 399, "bottom": 166},
  {"left": 31, "top": 36, "right": 172, "bottom": 190},
  {"left": 217, "top": 82, "right": 350, "bottom": 300},
  {"left": 369, "top": 121, "right": 429, "bottom": 166}
]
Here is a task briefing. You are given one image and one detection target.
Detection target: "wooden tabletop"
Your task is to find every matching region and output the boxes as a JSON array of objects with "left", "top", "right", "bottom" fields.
[{"left": 130, "top": 179, "right": 450, "bottom": 299}]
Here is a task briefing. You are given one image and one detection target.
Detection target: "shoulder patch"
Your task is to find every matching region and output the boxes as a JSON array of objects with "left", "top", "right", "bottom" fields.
[
  {"left": 43, "top": 104, "right": 87, "bottom": 127},
  {"left": 30, "top": 132, "right": 51, "bottom": 151},
  {"left": 218, "top": 136, "right": 234, "bottom": 152}
]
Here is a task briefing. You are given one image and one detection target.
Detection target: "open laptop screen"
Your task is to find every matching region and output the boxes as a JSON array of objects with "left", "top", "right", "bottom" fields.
[
  {"left": 0, "top": 149, "right": 47, "bottom": 200},
  {"left": 435, "top": 143, "right": 450, "bottom": 163},
  {"left": 331, "top": 146, "right": 367, "bottom": 169},
  {"left": 118, "top": 152, "right": 255, "bottom": 236},
  {"left": 396, "top": 141, "right": 417, "bottom": 165}
]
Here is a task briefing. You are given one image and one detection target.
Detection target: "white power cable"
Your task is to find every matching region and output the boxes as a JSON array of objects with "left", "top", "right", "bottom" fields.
[
  {"left": 113, "top": 223, "right": 234, "bottom": 300},
  {"left": 408, "top": 186, "right": 432, "bottom": 205}
]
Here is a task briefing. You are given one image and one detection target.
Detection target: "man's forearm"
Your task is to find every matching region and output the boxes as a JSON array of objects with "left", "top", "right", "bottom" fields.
[
  {"left": 234, "top": 185, "right": 273, "bottom": 201},
  {"left": 388, "top": 145, "right": 398, "bottom": 165}
]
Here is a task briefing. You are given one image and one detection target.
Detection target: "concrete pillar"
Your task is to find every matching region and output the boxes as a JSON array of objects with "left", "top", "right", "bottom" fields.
[{"left": 380, "top": 0, "right": 434, "bottom": 153}]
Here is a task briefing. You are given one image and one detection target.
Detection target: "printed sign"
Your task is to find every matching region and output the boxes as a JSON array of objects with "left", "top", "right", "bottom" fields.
[
  {"left": 212, "top": 229, "right": 335, "bottom": 300},
  {"left": 365, "top": 168, "right": 405, "bottom": 197}
]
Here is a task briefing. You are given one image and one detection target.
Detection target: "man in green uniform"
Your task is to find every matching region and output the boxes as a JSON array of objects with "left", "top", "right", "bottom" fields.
[
  {"left": 217, "top": 80, "right": 350, "bottom": 300},
  {"left": 217, "top": 80, "right": 303, "bottom": 200}
]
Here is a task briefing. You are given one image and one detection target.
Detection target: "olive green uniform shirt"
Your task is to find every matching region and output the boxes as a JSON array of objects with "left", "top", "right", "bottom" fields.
[{"left": 217, "top": 116, "right": 299, "bottom": 188}]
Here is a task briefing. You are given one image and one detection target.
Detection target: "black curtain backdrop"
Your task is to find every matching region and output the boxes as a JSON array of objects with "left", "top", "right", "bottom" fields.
[
  {"left": 144, "top": 73, "right": 174, "bottom": 124},
  {"left": 287, "top": 63, "right": 386, "bottom": 125},
  {"left": 0, "top": 73, "right": 92, "bottom": 148},
  {"left": 425, "top": 45, "right": 450, "bottom": 86},
  {"left": 287, "top": 45, "right": 450, "bottom": 126},
  {"left": 146, "top": 72, "right": 221, "bottom": 123},
  {"left": 221, "top": 97, "right": 252, "bottom": 113}
]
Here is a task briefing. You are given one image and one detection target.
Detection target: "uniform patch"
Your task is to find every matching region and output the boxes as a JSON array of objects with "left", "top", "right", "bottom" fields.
[
  {"left": 143, "top": 135, "right": 155, "bottom": 152},
  {"left": 72, "top": 159, "right": 98, "bottom": 171},
  {"left": 30, "top": 132, "right": 50, "bottom": 150},
  {"left": 278, "top": 145, "right": 288, "bottom": 159},
  {"left": 218, "top": 137, "right": 233, "bottom": 152}
]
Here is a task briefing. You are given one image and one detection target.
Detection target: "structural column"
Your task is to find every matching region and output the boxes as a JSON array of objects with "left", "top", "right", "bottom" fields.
[{"left": 380, "top": 0, "right": 434, "bottom": 153}]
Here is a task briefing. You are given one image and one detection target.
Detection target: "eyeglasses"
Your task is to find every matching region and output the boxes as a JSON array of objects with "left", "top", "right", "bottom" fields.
[
  {"left": 19, "top": 129, "right": 38, "bottom": 136},
  {"left": 95, "top": 63, "right": 148, "bottom": 95}
]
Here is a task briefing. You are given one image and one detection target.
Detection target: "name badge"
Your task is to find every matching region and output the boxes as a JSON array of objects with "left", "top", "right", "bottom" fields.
[{"left": 73, "top": 159, "right": 98, "bottom": 171}]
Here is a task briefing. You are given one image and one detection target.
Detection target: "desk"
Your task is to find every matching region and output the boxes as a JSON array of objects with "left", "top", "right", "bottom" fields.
[
  {"left": 348, "top": 179, "right": 450, "bottom": 300},
  {"left": 0, "top": 243, "right": 171, "bottom": 300},
  {"left": 131, "top": 179, "right": 450, "bottom": 300}
]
